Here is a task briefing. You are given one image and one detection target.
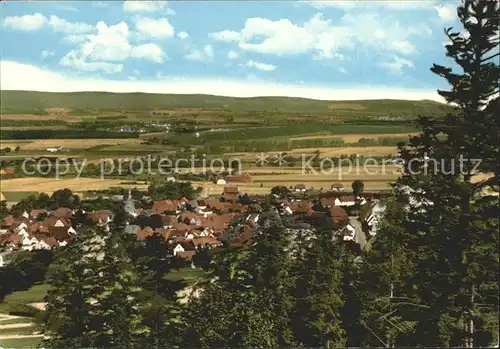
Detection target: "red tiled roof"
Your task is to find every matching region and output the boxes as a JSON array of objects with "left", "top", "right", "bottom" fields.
[
  {"left": 330, "top": 206, "right": 348, "bottom": 221},
  {"left": 223, "top": 186, "right": 239, "bottom": 194},
  {"left": 161, "top": 215, "right": 178, "bottom": 227},
  {"left": 136, "top": 226, "right": 155, "bottom": 240},
  {"left": 51, "top": 207, "right": 73, "bottom": 218},
  {"left": 192, "top": 237, "right": 220, "bottom": 247},
  {"left": 1, "top": 216, "right": 15, "bottom": 228},
  {"left": 320, "top": 197, "right": 336, "bottom": 207},
  {"left": 42, "top": 216, "right": 70, "bottom": 228},
  {"left": 176, "top": 250, "right": 196, "bottom": 261},
  {"left": 0, "top": 233, "right": 20, "bottom": 245},
  {"left": 152, "top": 201, "right": 178, "bottom": 214}
]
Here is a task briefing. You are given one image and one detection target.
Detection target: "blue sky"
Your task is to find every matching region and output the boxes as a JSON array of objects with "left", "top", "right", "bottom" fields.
[{"left": 1, "top": 1, "right": 462, "bottom": 100}]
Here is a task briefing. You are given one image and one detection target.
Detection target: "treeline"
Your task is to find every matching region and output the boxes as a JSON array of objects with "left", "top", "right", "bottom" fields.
[
  {"left": 161, "top": 123, "right": 419, "bottom": 146},
  {"left": 0, "top": 120, "right": 69, "bottom": 127},
  {"left": 1, "top": 130, "right": 139, "bottom": 139},
  {"left": 200, "top": 137, "right": 406, "bottom": 153}
]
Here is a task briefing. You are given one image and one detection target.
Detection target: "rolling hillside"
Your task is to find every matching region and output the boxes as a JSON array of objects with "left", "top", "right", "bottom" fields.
[{"left": 1, "top": 90, "right": 452, "bottom": 116}]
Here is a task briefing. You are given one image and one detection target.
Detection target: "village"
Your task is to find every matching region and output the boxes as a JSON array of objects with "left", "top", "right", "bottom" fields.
[{"left": 0, "top": 177, "right": 385, "bottom": 267}]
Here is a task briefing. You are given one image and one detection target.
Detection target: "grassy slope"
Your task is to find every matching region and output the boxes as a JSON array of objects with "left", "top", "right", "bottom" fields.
[{"left": 1, "top": 90, "right": 451, "bottom": 115}]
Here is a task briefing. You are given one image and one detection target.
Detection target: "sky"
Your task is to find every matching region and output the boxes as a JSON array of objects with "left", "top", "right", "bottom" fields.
[{"left": 1, "top": 0, "right": 462, "bottom": 101}]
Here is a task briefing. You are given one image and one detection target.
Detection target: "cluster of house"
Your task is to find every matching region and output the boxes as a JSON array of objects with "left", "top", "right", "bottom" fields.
[
  {"left": 0, "top": 207, "right": 76, "bottom": 251},
  {"left": 0, "top": 184, "right": 384, "bottom": 262}
]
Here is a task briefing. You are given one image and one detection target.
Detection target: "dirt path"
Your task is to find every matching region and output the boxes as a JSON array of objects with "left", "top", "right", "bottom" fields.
[
  {"left": 0, "top": 334, "right": 44, "bottom": 340},
  {"left": 0, "top": 323, "right": 34, "bottom": 330},
  {"left": 0, "top": 313, "right": 39, "bottom": 340},
  {"left": 0, "top": 314, "right": 24, "bottom": 322},
  {"left": 28, "top": 303, "right": 46, "bottom": 311}
]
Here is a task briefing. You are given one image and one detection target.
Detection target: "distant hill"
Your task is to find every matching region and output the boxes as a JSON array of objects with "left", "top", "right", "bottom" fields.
[{"left": 0, "top": 90, "right": 452, "bottom": 116}]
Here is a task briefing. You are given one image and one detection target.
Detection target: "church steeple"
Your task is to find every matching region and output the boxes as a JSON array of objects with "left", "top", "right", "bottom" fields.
[{"left": 125, "top": 188, "right": 137, "bottom": 217}]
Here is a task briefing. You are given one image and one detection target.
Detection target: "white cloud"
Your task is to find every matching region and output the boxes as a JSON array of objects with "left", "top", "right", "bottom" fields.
[
  {"left": 0, "top": 60, "right": 444, "bottom": 102},
  {"left": 3, "top": 13, "right": 48, "bottom": 31},
  {"left": 185, "top": 45, "right": 214, "bottom": 61},
  {"left": 48, "top": 15, "right": 94, "bottom": 34},
  {"left": 210, "top": 12, "right": 430, "bottom": 59},
  {"left": 59, "top": 21, "right": 166, "bottom": 73},
  {"left": 434, "top": 5, "right": 456, "bottom": 22},
  {"left": 41, "top": 50, "right": 55, "bottom": 59},
  {"left": 133, "top": 16, "right": 175, "bottom": 40},
  {"left": 227, "top": 50, "right": 239, "bottom": 59},
  {"left": 177, "top": 31, "right": 189, "bottom": 40},
  {"left": 209, "top": 30, "right": 241, "bottom": 42},
  {"left": 123, "top": 1, "right": 168, "bottom": 12},
  {"left": 244, "top": 60, "right": 276, "bottom": 72},
  {"left": 130, "top": 43, "right": 166, "bottom": 63},
  {"left": 378, "top": 55, "right": 415, "bottom": 73},
  {"left": 81, "top": 21, "right": 132, "bottom": 61},
  {"left": 60, "top": 50, "right": 123, "bottom": 74},
  {"left": 3, "top": 13, "right": 95, "bottom": 38},
  {"left": 62, "top": 34, "right": 87, "bottom": 44}
]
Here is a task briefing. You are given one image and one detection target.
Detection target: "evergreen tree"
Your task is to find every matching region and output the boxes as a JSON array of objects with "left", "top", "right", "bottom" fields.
[
  {"left": 352, "top": 180, "right": 365, "bottom": 198},
  {"left": 365, "top": 1, "right": 499, "bottom": 346},
  {"left": 41, "top": 228, "right": 146, "bottom": 348},
  {"left": 183, "top": 210, "right": 295, "bottom": 347},
  {"left": 291, "top": 230, "right": 346, "bottom": 348}
]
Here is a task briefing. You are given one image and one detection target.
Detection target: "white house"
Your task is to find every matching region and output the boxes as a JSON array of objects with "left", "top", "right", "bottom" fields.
[
  {"left": 334, "top": 196, "right": 356, "bottom": 207},
  {"left": 330, "top": 183, "right": 344, "bottom": 192},
  {"left": 53, "top": 219, "right": 67, "bottom": 228},
  {"left": 173, "top": 243, "right": 185, "bottom": 256},
  {"left": 342, "top": 224, "right": 356, "bottom": 241},
  {"left": 21, "top": 235, "right": 38, "bottom": 251},
  {"left": 283, "top": 206, "right": 293, "bottom": 215},
  {"left": 246, "top": 214, "right": 259, "bottom": 224},
  {"left": 36, "top": 239, "right": 52, "bottom": 250},
  {"left": 46, "top": 146, "right": 63, "bottom": 152},
  {"left": 188, "top": 217, "right": 202, "bottom": 225},
  {"left": 294, "top": 184, "right": 307, "bottom": 192},
  {"left": 17, "top": 227, "right": 29, "bottom": 239}
]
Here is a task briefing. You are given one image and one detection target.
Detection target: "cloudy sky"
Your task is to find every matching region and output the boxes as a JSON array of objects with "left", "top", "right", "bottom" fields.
[{"left": 1, "top": 1, "right": 461, "bottom": 100}]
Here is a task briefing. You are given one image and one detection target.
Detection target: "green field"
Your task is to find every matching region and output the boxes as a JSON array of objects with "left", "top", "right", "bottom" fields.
[
  {"left": 1, "top": 90, "right": 451, "bottom": 115},
  {"left": 1, "top": 285, "right": 50, "bottom": 306},
  {"left": 0, "top": 337, "right": 42, "bottom": 349},
  {"left": 164, "top": 267, "right": 208, "bottom": 285},
  {"left": 0, "top": 192, "right": 39, "bottom": 202}
]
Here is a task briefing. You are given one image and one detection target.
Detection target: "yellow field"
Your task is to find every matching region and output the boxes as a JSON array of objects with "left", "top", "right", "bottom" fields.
[
  {"left": 190, "top": 164, "right": 402, "bottom": 194},
  {"left": 7, "top": 138, "right": 142, "bottom": 150},
  {"left": 289, "top": 132, "right": 419, "bottom": 142},
  {"left": 0, "top": 177, "right": 149, "bottom": 194},
  {"left": 0, "top": 140, "right": 31, "bottom": 149},
  {"left": 225, "top": 147, "right": 399, "bottom": 161}
]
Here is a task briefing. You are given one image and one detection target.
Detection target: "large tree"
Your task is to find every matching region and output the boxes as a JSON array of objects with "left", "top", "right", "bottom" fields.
[
  {"left": 291, "top": 230, "right": 346, "bottom": 348},
  {"left": 41, "top": 228, "right": 146, "bottom": 348},
  {"left": 364, "top": 1, "right": 499, "bottom": 347}
]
